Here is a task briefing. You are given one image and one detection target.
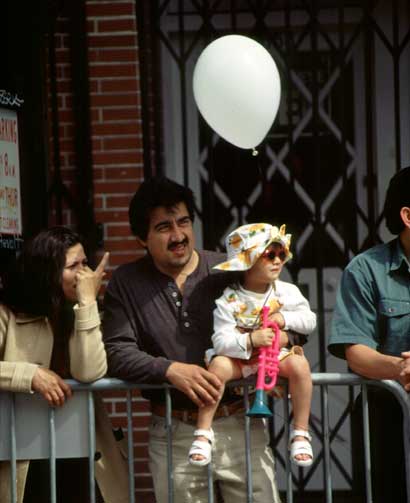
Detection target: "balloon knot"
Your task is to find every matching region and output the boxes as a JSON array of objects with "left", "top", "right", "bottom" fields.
[{"left": 252, "top": 148, "right": 259, "bottom": 156}]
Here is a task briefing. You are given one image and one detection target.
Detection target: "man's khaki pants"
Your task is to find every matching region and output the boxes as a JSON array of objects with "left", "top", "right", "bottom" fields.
[{"left": 149, "top": 412, "right": 282, "bottom": 503}]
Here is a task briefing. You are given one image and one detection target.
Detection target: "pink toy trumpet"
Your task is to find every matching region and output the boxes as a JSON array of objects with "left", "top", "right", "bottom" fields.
[{"left": 246, "top": 306, "right": 281, "bottom": 417}]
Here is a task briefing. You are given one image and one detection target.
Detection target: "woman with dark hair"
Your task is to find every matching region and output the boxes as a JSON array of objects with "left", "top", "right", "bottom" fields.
[{"left": 0, "top": 227, "right": 129, "bottom": 503}]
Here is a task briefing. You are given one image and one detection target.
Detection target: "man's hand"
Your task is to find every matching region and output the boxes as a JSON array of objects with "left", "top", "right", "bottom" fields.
[
  {"left": 165, "top": 362, "right": 222, "bottom": 408},
  {"left": 346, "top": 344, "right": 410, "bottom": 392},
  {"left": 399, "top": 351, "right": 410, "bottom": 391},
  {"left": 31, "top": 367, "right": 72, "bottom": 407}
]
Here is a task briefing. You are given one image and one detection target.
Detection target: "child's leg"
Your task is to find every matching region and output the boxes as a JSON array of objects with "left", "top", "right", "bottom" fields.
[
  {"left": 279, "top": 354, "right": 313, "bottom": 463},
  {"left": 189, "top": 356, "right": 241, "bottom": 463},
  {"left": 197, "top": 356, "right": 241, "bottom": 429}
]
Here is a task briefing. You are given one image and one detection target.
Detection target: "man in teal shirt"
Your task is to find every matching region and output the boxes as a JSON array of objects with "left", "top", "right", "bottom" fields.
[{"left": 328, "top": 166, "right": 410, "bottom": 502}]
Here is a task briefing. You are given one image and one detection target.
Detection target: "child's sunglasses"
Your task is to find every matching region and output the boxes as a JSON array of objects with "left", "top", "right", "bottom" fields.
[{"left": 262, "top": 244, "right": 288, "bottom": 262}]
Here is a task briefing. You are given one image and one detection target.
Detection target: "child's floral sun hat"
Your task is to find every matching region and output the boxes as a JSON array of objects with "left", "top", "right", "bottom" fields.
[{"left": 214, "top": 223, "right": 292, "bottom": 271}]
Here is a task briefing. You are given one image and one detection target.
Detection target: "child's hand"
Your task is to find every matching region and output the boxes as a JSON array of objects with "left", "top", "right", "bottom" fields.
[
  {"left": 268, "top": 312, "right": 285, "bottom": 329},
  {"left": 251, "top": 328, "right": 275, "bottom": 347},
  {"left": 279, "top": 330, "right": 289, "bottom": 349}
]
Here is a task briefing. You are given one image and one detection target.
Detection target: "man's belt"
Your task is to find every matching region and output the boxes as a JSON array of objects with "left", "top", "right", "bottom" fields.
[{"left": 150, "top": 399, "right": 245, "bottom": 424}]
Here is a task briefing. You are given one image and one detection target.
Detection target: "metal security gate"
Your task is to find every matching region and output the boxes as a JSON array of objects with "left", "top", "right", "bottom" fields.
[{"left": 135, "top": 0, "right": 410, "bottom": 497}]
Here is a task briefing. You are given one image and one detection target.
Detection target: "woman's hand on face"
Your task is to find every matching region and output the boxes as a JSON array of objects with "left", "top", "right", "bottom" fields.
[
  {"left": 76, "top": 252, "right": 109, "bottom": 306},
  {"left": 31, "top": 367, "right": 72, "bottom": 407}
]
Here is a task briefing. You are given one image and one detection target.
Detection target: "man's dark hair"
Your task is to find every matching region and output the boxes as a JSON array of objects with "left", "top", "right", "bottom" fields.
[
  {"left": 128, "top": 176, "right": 196, "bottom": 240},
  {"left": 383, "top": 166, "right": 410, "bottom": 234}
]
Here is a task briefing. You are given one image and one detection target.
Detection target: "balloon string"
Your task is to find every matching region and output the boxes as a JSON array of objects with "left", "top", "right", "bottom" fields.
[{"left": 252, "top": 148, "right": 258, "bottom": 156}]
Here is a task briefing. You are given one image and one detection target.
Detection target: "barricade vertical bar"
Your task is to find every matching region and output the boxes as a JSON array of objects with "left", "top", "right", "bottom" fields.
[
  {"left": 243, "top": 385, "right": 253, "bottom": 503},
  {"left": 51, "top": 373, "right": 410, "bottom": 503},
  {"left": 206, "top": 389, "right": 214, "bottom": 503},
  {"left": 126, "top": 390, "right": 136, "bottom": 503},
  {"left": 165, "top": 386, "right": 174, "bottom": 503},
  {"left": 361, "top": 384, "right": 372, "bottom": 503},
  {"left": 282, "top": 386, "right": 292, "bottom": 503},
  {"left": 49, "top": 407, "right": 57, "bottom": 503},
  {"left": 402, "top": 404, "right": 410, "bottom": 503},
  {"left": 207, "top": 460, "right": 214, "bottom": 503},
  {"left": 321, "top": 384, "right": 332, "bottom": 502},
  {"left": 9, "top": 394, "right": 17, "bottom": 503},
  {"left": 87, "top": 391, "right": 96, "bottom": 503}
]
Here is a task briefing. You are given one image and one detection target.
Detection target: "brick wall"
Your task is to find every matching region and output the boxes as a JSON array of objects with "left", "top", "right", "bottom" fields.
[
  {"left": 48, "top": 1, "right": 154, "bottom": 500},
  {"left": 86, "top": 2, "right": 153, "bottom": 500},
  {"left": 47, "top": 19, "right": 76, "bottom": 227},
  {"left": 87, "top": 0, "right": 145, "bottom": 270}
]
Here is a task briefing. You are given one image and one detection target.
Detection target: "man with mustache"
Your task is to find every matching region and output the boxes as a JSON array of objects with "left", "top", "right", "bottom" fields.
[
  {"left": 328, "top": 166, "right": 410, "bottom": 502},
  {"left": 102, "top": 176, "right": 281, "bottom": 503}
]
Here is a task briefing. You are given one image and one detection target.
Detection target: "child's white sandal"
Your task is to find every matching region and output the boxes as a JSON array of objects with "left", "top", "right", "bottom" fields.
[
  {"left": 289, "top": 429, "right": 313, "bottom": 467},
  {"left": 188, "top": 429, "right": 214, "bottom": 467}
]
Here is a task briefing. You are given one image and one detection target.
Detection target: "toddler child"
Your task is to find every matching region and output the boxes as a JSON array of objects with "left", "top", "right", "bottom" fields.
[{"left": 188, "top": 223, "right": 316, "bottom": 468}]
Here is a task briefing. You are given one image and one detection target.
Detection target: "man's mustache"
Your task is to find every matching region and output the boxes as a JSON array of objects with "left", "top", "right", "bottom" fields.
[{"left": 168, "top": 237, "right": 189, "bottom": 250}]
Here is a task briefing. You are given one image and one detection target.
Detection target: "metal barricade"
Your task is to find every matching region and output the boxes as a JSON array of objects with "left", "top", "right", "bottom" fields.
[{"left": 1, "top": 373, "right": 409, "bottom": 503}]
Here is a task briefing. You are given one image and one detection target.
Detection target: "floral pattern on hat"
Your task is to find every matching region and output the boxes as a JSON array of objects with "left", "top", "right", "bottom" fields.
[{"left": 214, "top": 223, "right": 292, "bottom": 271}]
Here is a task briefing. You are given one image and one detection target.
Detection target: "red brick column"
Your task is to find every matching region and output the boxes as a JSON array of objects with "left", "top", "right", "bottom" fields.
[
  {"left": 87, "top": 0, "right": 144, "bottom": 269},
  {"left": 86, "top": 1, "right": 152, "bottom": 500},
  {"left": 47, "top": 1, "right": 153, "bottom": 499}
]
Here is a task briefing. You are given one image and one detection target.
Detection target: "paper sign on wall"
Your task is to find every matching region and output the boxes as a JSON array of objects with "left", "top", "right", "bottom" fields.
[
  {"left": 0, "top": 391, "right": 90, "bottom": 460},
  {"left": 0, "top": 108, "right": 22, "bottom": 235}
]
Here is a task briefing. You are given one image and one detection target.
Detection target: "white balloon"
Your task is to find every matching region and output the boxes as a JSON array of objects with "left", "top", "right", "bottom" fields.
[{"left": 193, "top": 35, "right": 281, "bottom": 150}]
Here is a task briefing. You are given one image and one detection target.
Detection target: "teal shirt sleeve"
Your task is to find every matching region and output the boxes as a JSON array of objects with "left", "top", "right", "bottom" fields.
[{"left": 328, "top": 261, "right": 379, "bottom": 359}]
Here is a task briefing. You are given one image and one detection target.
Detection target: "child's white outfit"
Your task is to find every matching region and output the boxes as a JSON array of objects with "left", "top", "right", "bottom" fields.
[{"left": 205, "top": 280, "right": 316, "bottom": 376}]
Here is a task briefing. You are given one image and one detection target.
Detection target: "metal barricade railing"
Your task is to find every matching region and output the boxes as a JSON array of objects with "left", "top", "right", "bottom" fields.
[
  {"left": 311, "top": 373, "right": 410, "bottom": 503},
  {"left": 1, "top": 373, "right": 410, "bottom": 503}
]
